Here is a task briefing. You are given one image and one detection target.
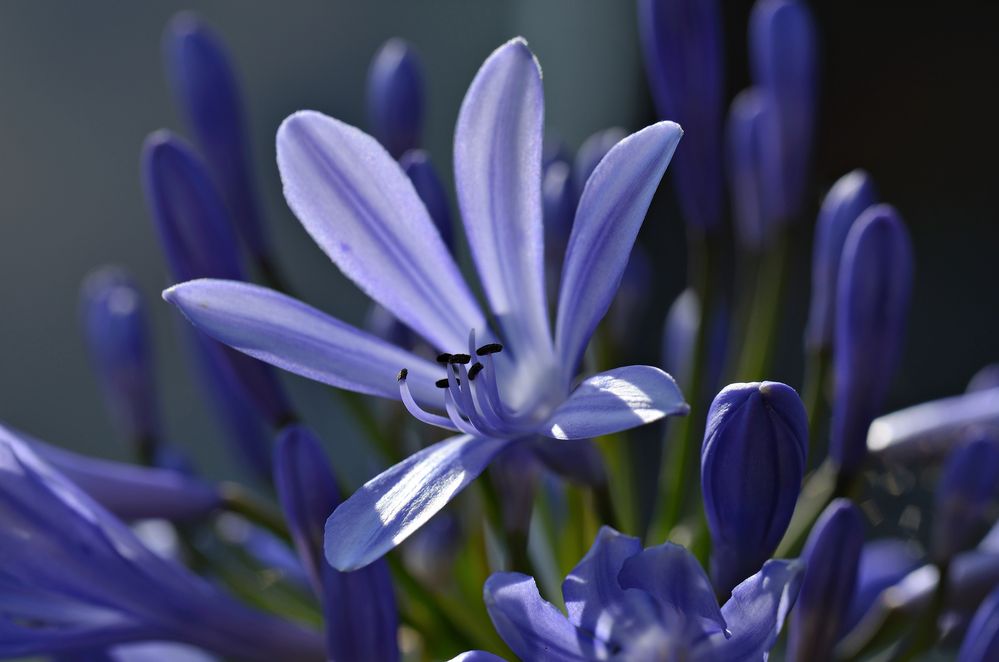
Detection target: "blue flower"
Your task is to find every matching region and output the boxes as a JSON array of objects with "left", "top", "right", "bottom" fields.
[
  {"left": 0, "top": 426, "right": 324, "bottom": 660},
  {"left": 473, "top": 526, "right": 801, "bottom": 661},
  {"left": 164, "top": 38, "right": 689, "bottom": 570},
  {"left": 701, "top": 381, "right": 807, "bottom": 595},
  {"left": 274, "top": 426, "right": 399, "bottom": 661}
]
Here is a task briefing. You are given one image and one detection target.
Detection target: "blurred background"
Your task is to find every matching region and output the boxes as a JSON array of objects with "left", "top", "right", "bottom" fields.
[{"left": 0, "top": 0, "right": 996, "bottom": 481}]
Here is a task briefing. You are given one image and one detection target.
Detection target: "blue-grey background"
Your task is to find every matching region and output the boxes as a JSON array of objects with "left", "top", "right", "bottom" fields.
[{"left": 0, "top": 1, "right": 996, "bottom": 483}]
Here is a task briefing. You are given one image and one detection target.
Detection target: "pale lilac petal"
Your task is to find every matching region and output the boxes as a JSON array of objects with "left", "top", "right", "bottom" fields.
[
  {"left": 453, "top": 38, "right": 552, "bottom": 361},
  {"left": 277, "top": 110, "right": 483, "bottom": 351},
  {"left": 555, "top": 122, "right": 682, "bottom": 378},
  {"left": 164, "top": 279, "right": 442, "bottom": 407},
  {"left": 484, "top": 573, "right": 593, "bottom": 661},
  {"left": 325, "top": 435, "right": 512, "bottom": 571},
  {"left": 447, "top": 653, "right": 508, "bottom": 662},
  {"left": 542, "top": 366, "right": 688, "bottom": 440}
]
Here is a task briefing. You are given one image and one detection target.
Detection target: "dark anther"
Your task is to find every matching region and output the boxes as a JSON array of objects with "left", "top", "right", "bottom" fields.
[
  {"left": 436, "top": 353, "right": 453, "bottom": 364},
  {"left": 468, "top": 362, "right": 484, "bottom": 380},
  {"left": 397, "top": 368, "right": 408, "bottom": 382},
  {"left": 436, "top": 377, "right": 461, "bottom": 388},
  {"left": 476, "top": 343, "right": 504, "bottom": 356},
  {"left": 449, "top": 353, "right": 472, "bottom": 364}
]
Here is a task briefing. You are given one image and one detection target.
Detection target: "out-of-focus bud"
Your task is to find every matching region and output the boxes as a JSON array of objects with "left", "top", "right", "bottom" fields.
[
  {"left": 831, "top": 205, "right": 913, "bottom": 476},
  {"left": 932, "top": 437, "right": 999, "bottom": 563},
  {"left": 531, "top": 438, "right": 607, "bottom": 488},
  {"left": 573, "top": 127, "right": 627, "bottom": 202},
  {"left": 661, "top": 289, "right": 700, "bottom": 389},
  {"left": 701, "top": 381, "right": 807, "bottom": 595},
  {"left": 608, "top": 246, "right": 651, "bottom": 349},
  {"left": 163, "top": 13, "right": 271, "bottom": 265},
  {"left": 366, "top": 39, "right": 424, "bottom": 159},
  {"left": 805, "top": 170, "right": 878, "bottom": 352},
  {"left": 726, "top": 88, "right": 783, "bottom": 252},
  {"left": 143, "top": 132, "right": 294, "bottom": 433},
  {"left": 868, "top": 387, "right": 999, "bottom": 464},
  {"left": 968, "top": 364, "right": 999, "bottom": 393},
  {"left": 638, "top": 0, "right": 725, "bottom": 231},
  {"left": 402, "top": 512, "right": 463, "bottom": 585},
  {"left": 80, "top": 267, "right": 160, "bottom": 452},
  {"left": 842, "top": 539, "right": 922, "bottom": 636},
  {"left": 400, "top": 149, "right": 453, "bottom": 249},
  {"left": 788, "top": 499, "right": 864, "bottom": 662},
  {"left": 274, "top": 426, "right": 399, "bottom": 662},
  {"left": 543, "top": 160, "right": 575, "bottom": 256},
  {"left": 958, "top": 584, "right": 999, "bottom": 662},
  {"left": 749, "top": 0, "right": 819, "bottom": 220}
]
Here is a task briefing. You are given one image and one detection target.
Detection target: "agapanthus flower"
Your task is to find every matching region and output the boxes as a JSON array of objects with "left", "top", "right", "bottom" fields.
[
  {"left": 466, "top": 526, "right": 801, "bottom": 660},
  {"left": 0, "top": 426, "right": 323, "bottom": 660},
  {"left": 165, "top": 37, "right": 688, "bottom": 570}
]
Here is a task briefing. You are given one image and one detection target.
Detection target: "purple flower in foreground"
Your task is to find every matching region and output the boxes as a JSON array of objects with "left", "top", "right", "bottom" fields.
[
  {"left": 164, "top": 38, "right": 688, "bottom": 570},
  {"left": 0, "top": 427, "right": 323, "bottom": 660},
  {"left": 472, "top": 526, "right": 801, "bottom": 660}
]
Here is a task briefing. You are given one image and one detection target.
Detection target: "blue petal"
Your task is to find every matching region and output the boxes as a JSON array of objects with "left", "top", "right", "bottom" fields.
[
  {"left": 453, "top": 38, "right": 552, "bottom": 361},
  {"left": 555, "top": 122, "right": 682, "bottom": 378},
  {"left": 572, "top": 128, "right": 627, "bottom": 203},
  {"left": 109, "top": 642, "right": 217, "bottom": 662},
  {"left": 325, "top": 434, "right": 513, "bottom": 571},
  {"left": 562, "top": 526, "right": 652, "bottom": 653},
  {"left": 163, "top": 14, "right": 271, "bottom": 262},
  {"left": 532, "top": 438, "right": 607, "bottom": 487},
  {"left": 542, "top": 366, "right": 688, "bottom": 440},
  {"left": 617, "top": 541, "right": 726, "bottom": 636},
  {"left": 933, "top": 437, "right": 999, "bottom": 561},
  {"left": 366, "top": 39, "right": 424, "bottom": 159},
  {"left": 484, "top": 572, "right": 593, "bottom": 661},
  {"left": 448, "top": 653, "right": 509, "bottom": 662},
  {"left": 842, "top": 539, "right": 921, "bottom": 636},
  {"left": 276, "top": 110, "right": 483, "bottom": 351},
  {"left": 400, "top": 149, "right": 454, "bottom": 249},
  {"left": 706, "top": 559, "right": 802, "bottom": 661},
  {"left": 958, "top": 584, "right": 999, "bottom": 662},
  {"left": 164, "top": 279, "right": 443, "bottom": 408}
]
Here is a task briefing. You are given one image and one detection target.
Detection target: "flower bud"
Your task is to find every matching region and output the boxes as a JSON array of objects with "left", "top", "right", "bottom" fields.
[
  {"left": 143, "top": 132, "right": 294, "bottom": 431},
  {"left": 400, "top": 149, "right": 453, "bottom": 249},
  {"left": 831, "top": 205, "right": 914, "bottom": 475},
  {"left": 366, "top": 38, "right": 424, "bottom": 159},
  {"left": 932, "top": 437, "right": 999, "bottom": 563},
  {"left": 80, "top": 267, "right": 160, "bottom": 450},
  {"left": 749, "top": 0, "right": 818, "bottom": 220},
  {"left": 274, "top": 426, "right": 399, "bottom": 661},
  {"left": 701, "top": 381, "right": 807, "bottom": 595},
  {"left": 163, "top": 13, "right": 270, "bottom": 263},
  {"left": 958, "top": 584, "right": 999, "bottom": 662},
  {"left": 787, "top": 499, "right": 865, "bottom": 662},
  {"left": 805, "top": 170, "right": 878, "bottom": 352},
  {"left": 968, "top": 363, "right": 999, "bottom": 393},
  {"left": 726, "top": 88, "right": 783, "bottom": 251},
  {"left": 638, "top": 0, "right": 725, "bottom": 231}
]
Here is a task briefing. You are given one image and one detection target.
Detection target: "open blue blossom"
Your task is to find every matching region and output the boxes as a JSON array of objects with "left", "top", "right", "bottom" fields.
[
  {"left": 475, "top": 526, "right": 802, "bottom": 660},
  {"left": 164, "top": 38, "right": 688, "bottom": 570},
  {"left": 0, "top": 425, "right": 324, "bottom": 660}
]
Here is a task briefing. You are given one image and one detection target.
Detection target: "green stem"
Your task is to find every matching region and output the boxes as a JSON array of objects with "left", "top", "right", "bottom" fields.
[
  {"left": 219, "top": 482, "right": 290, "bottom": 540},
  {"left": 735, "top": 231, "right": 789, "bottom": 381},
  {"left": 803, "top": 347, "right": 831, "bottom": 468}
]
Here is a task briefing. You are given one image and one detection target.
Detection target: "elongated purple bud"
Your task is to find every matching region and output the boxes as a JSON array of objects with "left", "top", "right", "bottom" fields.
[
  {"left": 831, "top": 205, "right": 913, "bottom": 475},
  {"left": 702, "top": 381, "right": 807, "bottom": 595},
  {"left": 958, "top": 584, "right": 999, "bottom": 662},
  {"left": 163, "top": 13, "right": 271, "bottom": 264},
  {"left": 638, "top": 0, "right": 726, "bottom": 231},
  {"left": 749, "top": 0, "right": 819, "bottom": 220},
  {"left": 788, "top": 499, "right": 864, "bottom": 662},
  {"left": 400, "top": 149, "right": 452, "bottom": 249},
  {"left": 274, "top": 426, "right": 399, "bottom": 661},
  {"left": 366, "top": 39, "right": 424, "bottom": 159},
  {"left": 805, "top": 170, "right": 878, "bottom": 352},
  {"left": 933, "top": 437, "right": 999, "bottom": 563},
  {"left": 80, "top": 268, "right": 160, "bottom": 450},
  {"left": 142, "top": 132, "right": 294, "bottom": 433},
  {"left": 726, "top": 88, "right": 783, "bottom": 251},
  {"left": 842, "top": 539, "right": 921, "bottom": 636}
]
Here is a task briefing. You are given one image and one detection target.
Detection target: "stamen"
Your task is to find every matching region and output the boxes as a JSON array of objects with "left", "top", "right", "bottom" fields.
[
  {"left": 449, "top": 353, "right": 472, "bottom": 365},
  {"left": 468, "top": 362, "right": 484, "bottom": 380},
  {"left": 435, "top": 378, "right": 460, "bottom": 389},
  {"left": 476, "top": 343, "right": 504, "bottom": 356},
  {"left": 397, "top": 372, "right": 459, "bottom": 432},
  {"left": 451, "top": 362, "right": 501, "bottom": 436},
  {"left": 443, "top": 389, "right": 481, "bottom": 436},
  {"left": 436, "top": 353, "right": 453, "bottom": 364}
]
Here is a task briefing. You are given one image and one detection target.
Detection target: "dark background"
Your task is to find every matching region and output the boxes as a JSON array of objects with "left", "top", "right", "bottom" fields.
[{"left": 0, "top": 1, "right": 995, "bottom": 483}]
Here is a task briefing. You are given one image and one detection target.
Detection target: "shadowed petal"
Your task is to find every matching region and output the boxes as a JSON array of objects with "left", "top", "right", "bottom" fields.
[
  {"left": 277, "top": 110, "right": 483, "bottom": 351},
  {"left": 555, "top": 122, "right": 682, "bottom": 378},
  {"left": 164, "top": 279, "right": 442, "bottom": 407},
  {"left": 448, "top": 653, "right": 508, "bottom": 662},
  {"left": 325, "top": 435, "right": 513, "bottom": 571},
  {"left": 618, "top": 542, "right": 726, "bottom": 635},
  {"left": 453, "top": 38, "right": 552, "bottom": 361},
  {"left": 706, "top": 559, "right": 803, "bottom": 661},
  {"left": 484, "top": 573, "right": 592, "bottom": 661},
  {"left": 542, "top": 366, "right": 688, "bottom": 440}
]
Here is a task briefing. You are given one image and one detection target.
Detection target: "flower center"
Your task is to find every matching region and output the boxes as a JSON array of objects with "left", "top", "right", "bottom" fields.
[{"left": 397, "top": 331, "right": 541, "bottom": 438}]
